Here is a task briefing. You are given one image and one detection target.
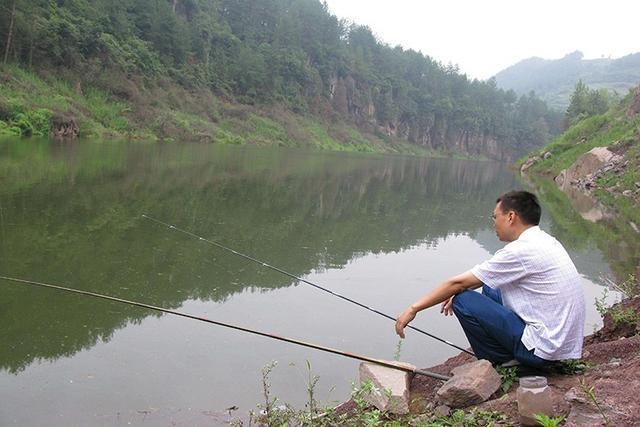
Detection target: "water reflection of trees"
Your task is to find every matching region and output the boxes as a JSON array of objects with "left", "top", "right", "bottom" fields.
[{"left": 0, "top": 141, "right": 515, "bottom": 372}]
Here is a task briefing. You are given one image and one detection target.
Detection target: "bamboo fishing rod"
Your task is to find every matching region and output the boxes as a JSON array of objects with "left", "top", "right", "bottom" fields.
[
  {"left": 142, "top": 214, "right": 475, "bottom": 357},
  {"left": 0, "top": 275, "right": 450, "bottom": 381}
]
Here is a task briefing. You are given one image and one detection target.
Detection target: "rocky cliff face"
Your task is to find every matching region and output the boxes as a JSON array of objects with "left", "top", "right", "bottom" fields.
[{"left": 329, "top": 75, "right": 513, "bottom": 161}]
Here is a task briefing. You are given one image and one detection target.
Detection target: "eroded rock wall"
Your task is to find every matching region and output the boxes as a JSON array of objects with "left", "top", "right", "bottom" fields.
[{"left": 329, "top": 75, "right": 513, "bottom": 161}]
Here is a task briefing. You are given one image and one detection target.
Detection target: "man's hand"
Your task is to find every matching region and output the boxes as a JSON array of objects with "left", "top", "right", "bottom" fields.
[
  {"left": 395, "top": 307, "right": 417, "bottom": 338},
  {"left": 440, "top": 296, "right": 454, "bottom": 316},
  {"left": 395, "top": 271, "right": 480, "bottom": 338}
]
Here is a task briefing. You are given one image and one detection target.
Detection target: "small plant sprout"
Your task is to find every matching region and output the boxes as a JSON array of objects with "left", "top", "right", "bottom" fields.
[
  {"left": 594, "top": 287, "right": 610, "bottom": 318},
  {"left": 579, "top": 378, "right": 611, "bottom": 427},
  {"left": 533, "top": 413, "right": 565, "bottom": 427},
  {"left": 393, "top": 339, "right": 403, "bottom": 362},
  {"left": 603, "top": 274, "right": 638, "bottom": 299},
  {"left": 258, "top": 360, "right": 282, "bottom": 424},
  {"left": 305, "top": 359, "right": 320, "bottom": 418}
]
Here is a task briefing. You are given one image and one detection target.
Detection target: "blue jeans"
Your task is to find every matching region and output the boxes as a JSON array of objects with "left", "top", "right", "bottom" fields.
[{"left": 452, "top": 285, "right": 550, "bottom": 367}]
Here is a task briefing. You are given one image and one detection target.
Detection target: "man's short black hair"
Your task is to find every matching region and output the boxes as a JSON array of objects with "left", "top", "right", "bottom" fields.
[{"left": 496, "top": 191, "right": 541, "bottom": 225}]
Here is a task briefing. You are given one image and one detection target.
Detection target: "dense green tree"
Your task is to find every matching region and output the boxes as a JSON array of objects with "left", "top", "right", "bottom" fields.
[{"left": 565, "top": 80, "right": 613, "bottom": 126}]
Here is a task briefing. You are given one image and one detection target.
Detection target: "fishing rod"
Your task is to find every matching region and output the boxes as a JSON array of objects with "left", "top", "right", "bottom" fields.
[
  {"left": 0, "top": 275, "right": 450, "bottom": 381},
  {"left": 142, "top": 214, "right": 475, "bottom": 357}
]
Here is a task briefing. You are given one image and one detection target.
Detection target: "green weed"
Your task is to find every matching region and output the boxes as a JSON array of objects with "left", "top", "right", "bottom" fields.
[
  {"left": 595, "top": 281, "right": 640, "bottom": 328},
  {"left": 558, "top": 359, "right": 591, "bottom": 375},
  {"left": 533, "top": 413, "right": 565, "bottom": 427},
  {"left": 215, "top": 128, "right": 244, "bottom": 145},
  {"left": 0, "top": 107, "right": 51, "bottom": 136},
  {"left": 85, "top": 88, "right": 131, "bottom": 132},
  {"left": 246, "top": 114, "right": 293, "bottom": 146},
  {"left": 496, "top": 366, "right": 518, "bottom": 394},
  {"left": 305, "top": 360, "right": 320, "bottom": 419},
  {"left": 610, "top": 307, "right": 640, "bottom": 327}
]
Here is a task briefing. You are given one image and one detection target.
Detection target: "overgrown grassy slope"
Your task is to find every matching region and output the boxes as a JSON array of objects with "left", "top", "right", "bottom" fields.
[
  {"left": 522, "top": 89, "right": 639, "bottom": 173},
  {"left": 0, "top": 65, "right": 436, "bottom": 156},
  {"left": 0, "top": 65, "right": 140, "bottom": 138},
  {"left": 521, "top": 87, "right": 640, "bottom": 224}
]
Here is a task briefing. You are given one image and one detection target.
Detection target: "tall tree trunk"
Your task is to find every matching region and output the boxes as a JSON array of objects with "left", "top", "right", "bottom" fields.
[
  {"left": 28, "top": 11, "right": 34, "bottom": 68},
  {"left": 28, "top": 38, "right": 33, "bottom": 68},
  {"left": 3, "top": 0, "right": 17, "bottom": 64},
  {"left": 172, "top": 0, "right": 179, "bottom": 13}
]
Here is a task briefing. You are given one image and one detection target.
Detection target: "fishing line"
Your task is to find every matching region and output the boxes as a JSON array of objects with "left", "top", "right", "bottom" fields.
[
  {"left": 142, "top": 214, "right": 475, "bottom": 357},
  {"left": 0, "top": 275, "right": 450, "bottom": 381}
]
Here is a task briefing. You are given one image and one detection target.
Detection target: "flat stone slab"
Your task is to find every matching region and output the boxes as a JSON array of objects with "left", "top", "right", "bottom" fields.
[
  {"left": 359, "top": 361, "right": 416, "bottom": 415},
  {"left": 436, "top": 359, "right": 501, "bottom": 408},
  {"left": 564, "top": 386, "right": 620, "bottom": 427}
]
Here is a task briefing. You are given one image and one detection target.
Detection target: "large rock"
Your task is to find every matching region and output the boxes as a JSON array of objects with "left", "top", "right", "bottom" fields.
[
  {"left": 520, "top": 155, "right": 541, "bottom": 173},
  {"left": 555, "top": 147, "right": 621, "bottom": 190},
  {"left": 359, "top": 361, "right": 415, "bottom": 415},
  {"left": 49, "top": 113, "right": 80, "bottom": 140},
  {"left": 435, "top": 360, "right": 501, "bottom": 408}
]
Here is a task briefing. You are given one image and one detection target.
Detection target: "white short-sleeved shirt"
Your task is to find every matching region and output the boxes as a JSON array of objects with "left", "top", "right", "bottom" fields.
[{"left": 470, "top": 226, "right": 585, "bottom": 360}]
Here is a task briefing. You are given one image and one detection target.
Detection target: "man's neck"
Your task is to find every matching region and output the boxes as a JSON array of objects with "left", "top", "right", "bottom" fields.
[{"left": 509, "top": 224, "right": 535, "bottom": 242}]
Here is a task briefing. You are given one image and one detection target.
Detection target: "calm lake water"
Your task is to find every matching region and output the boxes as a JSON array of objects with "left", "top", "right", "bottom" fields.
[{"left": 0, "top": 139, "right": 623, "bottom": 425}]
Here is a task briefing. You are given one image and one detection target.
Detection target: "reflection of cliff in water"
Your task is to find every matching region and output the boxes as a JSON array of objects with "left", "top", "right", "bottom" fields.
[
  {"left": 555, "top": 182, "right": 615, "bottom": 223},
  {"left": 0, "top": 141, "right": 516, "bottom": 373}
]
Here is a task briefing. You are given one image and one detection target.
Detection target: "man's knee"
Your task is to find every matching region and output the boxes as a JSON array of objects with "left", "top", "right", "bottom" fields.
[{"left": 452, "top": 290, "right": 477, "bottom": 316}]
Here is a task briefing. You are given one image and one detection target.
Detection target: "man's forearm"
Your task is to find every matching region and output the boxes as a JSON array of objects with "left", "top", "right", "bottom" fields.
[
  {"left": 409, "top": 278, "right": 465, "bottom": 313},
  {"left": 395, "top": 271, "right": 482, "bottom": 338},
  {"left": 410, "top": 269, "right": 483, "bottom": 314}
]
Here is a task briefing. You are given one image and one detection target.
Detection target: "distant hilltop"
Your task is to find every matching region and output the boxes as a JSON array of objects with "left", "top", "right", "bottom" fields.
[{"left": 494, "top": 51, "right": 640, "bottom": 111}]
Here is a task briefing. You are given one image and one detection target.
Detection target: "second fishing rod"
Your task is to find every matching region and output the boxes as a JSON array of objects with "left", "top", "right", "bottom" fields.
[{"left": 142, "top": 214, "right": 474, "bottom": 357}]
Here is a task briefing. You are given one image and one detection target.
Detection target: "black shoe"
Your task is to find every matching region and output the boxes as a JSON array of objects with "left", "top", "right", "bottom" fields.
[
  {"left": 515, "top": 365, "right": 547, "bottom": 378},
  {"left": 499, "top": 359, "right": 520, "bottom": 368}
]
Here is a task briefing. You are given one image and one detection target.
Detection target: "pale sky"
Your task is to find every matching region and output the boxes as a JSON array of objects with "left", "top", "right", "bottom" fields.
[{"left": 323, "top": 0, "right": 639, "bottom": 80}]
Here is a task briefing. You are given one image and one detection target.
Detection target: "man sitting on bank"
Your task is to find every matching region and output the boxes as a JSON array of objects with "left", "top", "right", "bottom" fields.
[{"left": 395, "top": 191, "right": 585, "bottom": 368}]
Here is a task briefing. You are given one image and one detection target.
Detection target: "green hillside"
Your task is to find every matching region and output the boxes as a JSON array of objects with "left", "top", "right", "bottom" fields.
[{"left": 0, "top": 0, "right": 561, "bottom": 159}]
